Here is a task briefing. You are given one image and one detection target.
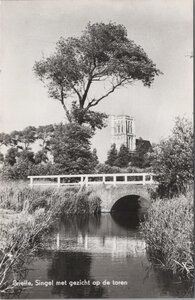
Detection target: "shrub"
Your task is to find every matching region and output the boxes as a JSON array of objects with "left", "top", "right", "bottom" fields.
[
  {"left": 152, "top": 117, "right": 193, "bottom": 198},
  {"left": 30, "top": 162, "right": 61, "bottom": 176},
  {"left": 0, "top": 160, "right": 34, "bottom": 181},
  {"left": 96, "top": 163, "right": 121, "bottom": 174}
]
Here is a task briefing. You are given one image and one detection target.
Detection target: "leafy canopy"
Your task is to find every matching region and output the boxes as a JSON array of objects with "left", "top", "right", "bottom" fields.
[{"left": 33, "top": 22, "right": 161, "bottom": 127}]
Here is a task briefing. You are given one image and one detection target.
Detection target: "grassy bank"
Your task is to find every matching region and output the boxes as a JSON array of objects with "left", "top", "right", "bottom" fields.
[
  {"left": 140, "top": 191, "right": 194, "bottom": 280},
  {"left": 0, "top": 181, "right": 101, "bottom": 293},
  {"left": 0, "top": 181, "right": 101, "bottom": 215}
]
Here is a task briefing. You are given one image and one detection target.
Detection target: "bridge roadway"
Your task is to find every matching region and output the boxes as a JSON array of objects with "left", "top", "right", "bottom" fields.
[{"left": 28, "top": 173, "right": 156, "bottom": 212}]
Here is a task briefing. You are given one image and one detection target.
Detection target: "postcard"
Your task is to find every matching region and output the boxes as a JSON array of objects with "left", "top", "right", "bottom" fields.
[{"left": 0, "top": 0, "right": 193, "bottom": 298}]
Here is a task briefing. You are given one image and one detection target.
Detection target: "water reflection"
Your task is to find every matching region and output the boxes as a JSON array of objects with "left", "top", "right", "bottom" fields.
[
  {"left": 47, "top": 252, "right": 105, "bottom": 298},
  {"left": 16, "top": 211, "right": 193, "bottom": 298},
  {"left": 43, "top": 213, "right": 146, "bottom": 257}
]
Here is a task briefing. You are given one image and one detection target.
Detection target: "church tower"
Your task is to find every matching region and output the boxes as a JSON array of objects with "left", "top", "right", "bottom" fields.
[{"left": 111, "top": 115, "right": 136, "bottom": 152}]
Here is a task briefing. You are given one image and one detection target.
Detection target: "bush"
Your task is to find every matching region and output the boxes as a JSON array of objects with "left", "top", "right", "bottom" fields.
[
  {"left": 96, "top": 163, "right": 121, "bottom": 174},
  {"left": 152, "top": 117, "right": 193, "bottom": 198},
  {"left": 125, "top": 166, "right": 152, "bottom": 173},
  {"left": 30, "top": 162, "right": 61, "bottom": 176},
  {"left": 0, "top": 161, "right": 62, "bottom": 181},
  {"left": 0, "top": 160, "right": 34, "bottom": 181}
]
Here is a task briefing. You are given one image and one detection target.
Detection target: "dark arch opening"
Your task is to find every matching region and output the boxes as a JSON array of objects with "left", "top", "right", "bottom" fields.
[
  {"left": 111, "top": 194, "right": 150, "bottom": 212},
  {"left": 110, "top": 195, "right": 150, "bottom": 229}
]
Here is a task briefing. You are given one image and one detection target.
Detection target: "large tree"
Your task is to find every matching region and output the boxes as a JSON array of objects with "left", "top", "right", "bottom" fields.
[{"left": 33, "top": 22, "right": 161, "bottom": 128}]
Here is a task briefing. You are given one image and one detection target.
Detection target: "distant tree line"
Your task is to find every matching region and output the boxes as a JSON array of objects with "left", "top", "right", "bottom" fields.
[
  {"left": 0, "top": 123, "right": 99, "bottom": 180},
  {"left": 0, "top": 122, "right": 154, "bottom": 181},
  {"left": 105, "top": 139, "right": 152, "bottom": 169},
  {"left": 0, "top": 116, "right": 192, "bottom": 201}
]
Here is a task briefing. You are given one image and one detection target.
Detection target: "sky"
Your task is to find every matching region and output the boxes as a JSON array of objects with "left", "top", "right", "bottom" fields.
[{"left": 0, "top": 0, "right": 193, "bottom": 161}]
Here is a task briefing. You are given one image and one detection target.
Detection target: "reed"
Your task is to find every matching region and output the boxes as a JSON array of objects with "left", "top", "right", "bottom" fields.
[
  {"left": 0, "top": 181, "right": 101, "bottom": 215},
  {"left": 0, "top": 206, "right": 55, "bottom": 293},
  {"left": 0, "top": 181, "right": 101, "bottom": 293},
  {"left": 140, "top": 191, "right": 194, "bottom": 279}
]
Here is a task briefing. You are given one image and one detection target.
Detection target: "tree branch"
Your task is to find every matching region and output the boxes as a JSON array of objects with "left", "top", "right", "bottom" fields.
[
  {"left": 60, "top": 87, "right": 72, "bottom": 122},
  {"left": 86, "top": 78, "right": 131, "bottom": 109},
  {"left": 71, "top": 85, "right": 82, "bottom": 104},
  {"left": 81, "top": 77, "right": 92, "bottom": 107}
]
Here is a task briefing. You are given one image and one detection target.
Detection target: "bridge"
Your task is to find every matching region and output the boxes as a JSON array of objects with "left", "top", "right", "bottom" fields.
[{"left": 28, "top": 173, "right": 157, "bottom": 212}]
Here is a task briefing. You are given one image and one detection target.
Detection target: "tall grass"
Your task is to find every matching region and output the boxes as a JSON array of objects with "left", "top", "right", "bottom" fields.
[
  {"left": 0, "top": 181, "right": 101, "bottom": 293},
  {"left": 140, "top": 191, "right": 194, "bottom": 279},
  {"left": 0, "top": 181, "right": 101, "bottom": 215},
  {"left": 0, "top": 206, "right": 55, "bottom": 293}
]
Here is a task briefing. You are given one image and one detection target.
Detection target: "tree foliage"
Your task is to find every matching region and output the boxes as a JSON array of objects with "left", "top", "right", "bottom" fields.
[
  {"left": 106, "top": 143, "right": 131, "bottom": 168},
  {"left": 105, "top": 143, "right": 118, "bottom": 166},
  {"left": 4, "top": 148, "right": 19, "bottom": 166},
  {"left": 34, "top": 150, "right": 49, "bottom": 165},
  {"left": 152, "top": 117, "right": 193, "bottom": 198},
  {"left": 92, "top": 148, "right": 99, "bottom": 167},
  {"left": 0, "top": 133, "right": 11, "bottom": 147},
  {"left": 19, "top": 126, "right": 37, "bottom": 150},
  {"left": 0, "top": 123, "right": 101, "bottom": 179},
  {"left": 114, "top": 144, "right": 131, "bottom": 168},
  {"left": 131, "top": 138, "right": 152, "bottom": 168},
  {"left": 33, "top": 22, "right": 161, "bottom": 128},
  {"left": 50, "top": 123, "right": 97, "bottom": 174},
  {"left": 36, "top": 124, "right": 54, "bottom": 151}
]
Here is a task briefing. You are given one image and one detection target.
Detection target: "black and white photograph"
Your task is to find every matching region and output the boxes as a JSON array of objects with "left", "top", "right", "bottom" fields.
[{"left": 0, "top": 0, "right": 193, "bottom": 298}]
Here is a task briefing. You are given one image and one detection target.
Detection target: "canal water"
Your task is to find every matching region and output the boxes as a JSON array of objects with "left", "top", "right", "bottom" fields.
[{"left": 15, "top": 208, "right": 193, "bottom": 299}]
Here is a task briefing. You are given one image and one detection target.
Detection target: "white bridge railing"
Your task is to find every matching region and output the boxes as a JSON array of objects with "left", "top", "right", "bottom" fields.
[{"left": 28, "top": 173, "right": 156, "bottom": 188}]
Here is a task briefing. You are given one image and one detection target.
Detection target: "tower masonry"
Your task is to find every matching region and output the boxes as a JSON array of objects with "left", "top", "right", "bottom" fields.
[{"left": 111, "top": 115, "right": 136, "bottom": 152}]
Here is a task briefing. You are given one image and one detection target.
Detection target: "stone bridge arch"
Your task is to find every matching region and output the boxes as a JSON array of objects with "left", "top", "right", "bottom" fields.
[{"left": 89, "top": 184, "right": 154, "bottom": 212}]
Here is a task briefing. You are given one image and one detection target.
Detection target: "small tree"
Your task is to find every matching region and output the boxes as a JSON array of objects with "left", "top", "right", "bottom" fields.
[
  {"left": 114, "top": 144, "right": 130, "bottom": 168},
  {"left": 36, "top": 124, "right": 55, "bottom": 151},
  {"left": 0, "top": 133, "right": 11, "bottom": 147},
  {"left": 19, "top": 150, "right": 35, "bottom": 164},
  {"left": 4, "top": 147, "right": 19, "bottom": 166},
  {"left": 19, "top": 126, "right": 37, "bottom": 150},
  {"left": 105, "top": 143, "right": 118, "bottom": 166},
  {"left": 152, "top": 117, "right": 193, "bottom": 198},
  {"left": 92, "top": 148, "right": 99, "bottom": 168},
  {"left": 131, "top": 138, "right": 152, "bottom": 168},
  {"left": 34, "top": 150, "right": 49, "bottom": 165},
  {"left": 50, "top": 123, "right": 97, "bottom": 174}
]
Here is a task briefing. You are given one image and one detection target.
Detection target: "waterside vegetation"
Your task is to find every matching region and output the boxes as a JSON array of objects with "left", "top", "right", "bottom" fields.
[
  {"left": 140, "top": 117, "right": 193, "bottom": 282},
  {"left": 140, "top": 190, "right": 194, "bottom": 281},
  {"left": 0, "top": 181, "right": 101, "bottom": 294}
]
